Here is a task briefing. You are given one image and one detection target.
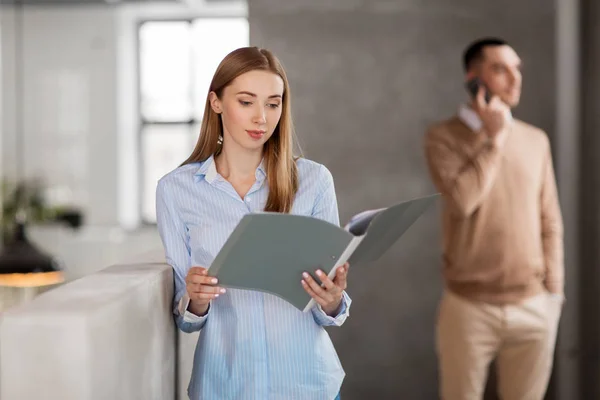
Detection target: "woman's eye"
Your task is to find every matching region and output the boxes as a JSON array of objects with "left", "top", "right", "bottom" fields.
[
  {"left": 239, "top": 100, "right": 252, "bottom": 106},
  {"left": 267, "top": 103, "right": 280, "bottom": 109}
]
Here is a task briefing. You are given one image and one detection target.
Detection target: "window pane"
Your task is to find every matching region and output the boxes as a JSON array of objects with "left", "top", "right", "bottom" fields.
[
  {"left": 141, "top": 125, "right": 198, "bottom": 223},
  {"left": 192, "top": 18, "right": 249, "bottom": 120},
  {"left": 140, "top": 21, "right": 193, "bottom": 122}
]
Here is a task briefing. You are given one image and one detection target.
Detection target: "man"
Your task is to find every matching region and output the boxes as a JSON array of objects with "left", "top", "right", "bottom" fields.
[{"left": 424, "top": 37, "right": 564, "bottom": 400}]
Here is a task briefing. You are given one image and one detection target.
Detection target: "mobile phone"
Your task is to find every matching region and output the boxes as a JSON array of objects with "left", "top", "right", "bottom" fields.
[{"left": 465, "top": 77, "right": 491, "bottom": 103}]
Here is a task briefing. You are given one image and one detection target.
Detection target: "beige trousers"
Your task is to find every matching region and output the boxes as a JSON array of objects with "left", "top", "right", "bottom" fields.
[{"left": 436, "top": 290, "right": 562, "bottom": 400}]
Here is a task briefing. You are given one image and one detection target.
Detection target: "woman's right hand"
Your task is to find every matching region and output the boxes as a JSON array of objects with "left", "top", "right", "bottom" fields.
[{"left": 185, "top": 266, "right": 226, "bottom": 316}]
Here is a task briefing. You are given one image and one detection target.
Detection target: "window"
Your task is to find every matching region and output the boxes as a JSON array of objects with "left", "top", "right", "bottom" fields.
[{"left": 138, "top": 18, "right": 249, "bottom": 223}]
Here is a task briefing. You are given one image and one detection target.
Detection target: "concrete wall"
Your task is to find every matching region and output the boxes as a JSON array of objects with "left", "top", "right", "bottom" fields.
[
  {"left": 249, "top": 1, "right": 557, "bottom": 398},
  {"left": 554, "top": 0, "right": 581, "bottom": 398},
  {"left": 0, "top": 263, "right": 176, "bottom": 400}
]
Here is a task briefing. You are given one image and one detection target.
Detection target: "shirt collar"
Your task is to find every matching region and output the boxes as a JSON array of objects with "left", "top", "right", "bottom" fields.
[
  {"left": 194, "top": 154, "right": 267, "bottom": 183},
  {"left": 194, "top": 155, "right": 218, "bottom": 183},
  {"left": 255, "top": 159, "right": 267, "bottom": 182},
  {"left": 458, "top": 104, "right": 483, "bottom": 132},
  {"left": 458, "top": 103, "right": 514, "bottom": 133}
]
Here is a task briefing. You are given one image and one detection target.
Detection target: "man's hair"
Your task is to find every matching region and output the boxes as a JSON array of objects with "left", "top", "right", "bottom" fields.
[{"left": 462, "top": 37, "right": 508, "bottom": 71}]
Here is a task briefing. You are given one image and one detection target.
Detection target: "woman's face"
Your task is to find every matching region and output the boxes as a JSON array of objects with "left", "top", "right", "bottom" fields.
[{"left": 210, "top": 70, "right": 284, "bottom": 154}]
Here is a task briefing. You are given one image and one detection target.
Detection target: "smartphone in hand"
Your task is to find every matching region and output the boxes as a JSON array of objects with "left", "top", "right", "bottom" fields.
[{"left": 465, "top": 77, "right": 491, "bottom": 104}]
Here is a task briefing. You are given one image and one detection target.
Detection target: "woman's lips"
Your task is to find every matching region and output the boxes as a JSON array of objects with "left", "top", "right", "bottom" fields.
[{"left": 246, "top": 130, "right": 266, "bottom": 140}]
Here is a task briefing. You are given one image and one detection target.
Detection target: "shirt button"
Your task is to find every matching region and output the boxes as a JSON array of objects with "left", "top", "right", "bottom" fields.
[{"left": 246, "top": 197, "right": 251, "bottom": 202}]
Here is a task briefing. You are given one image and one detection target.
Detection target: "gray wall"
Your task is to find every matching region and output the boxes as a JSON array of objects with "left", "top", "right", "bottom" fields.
[{"left": 249, "top": 1, "right": 557, "bottom": 398}]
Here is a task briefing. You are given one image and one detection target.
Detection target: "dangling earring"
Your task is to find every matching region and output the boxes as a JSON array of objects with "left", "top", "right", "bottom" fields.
[{"left": 217, "top": 135, "right": 223, "bottom": 145}]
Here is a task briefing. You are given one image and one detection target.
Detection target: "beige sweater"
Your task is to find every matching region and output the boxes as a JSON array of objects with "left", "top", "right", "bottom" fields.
[{"left": 424, "top": 115, "right": 564, "bottom": 304}]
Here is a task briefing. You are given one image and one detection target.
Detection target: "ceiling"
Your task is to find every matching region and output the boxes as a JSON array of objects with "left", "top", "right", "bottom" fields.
[
  {"left": 0, "top": 0, "right": 236, "bottom": 5},
  {"left": 0, "top": 0, "right": 176, "bottom": 4}
]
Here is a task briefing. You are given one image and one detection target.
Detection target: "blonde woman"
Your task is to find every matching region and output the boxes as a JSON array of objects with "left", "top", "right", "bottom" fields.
[{"left": 156, "top": 47, "right": 350, "bottom": 400}]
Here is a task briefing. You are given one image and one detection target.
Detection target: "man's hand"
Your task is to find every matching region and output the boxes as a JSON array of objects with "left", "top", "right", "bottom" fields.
[
  {"left": 302, "top": 262, "right": 349, "bottom": 316},
  {"left": 473, "top": 87, "right": 511, "bottom": 147}
]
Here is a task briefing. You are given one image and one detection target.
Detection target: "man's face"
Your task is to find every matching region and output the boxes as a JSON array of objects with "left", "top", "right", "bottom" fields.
[{"left": 469, "top": 45, "right": 522, "bottom": 108}]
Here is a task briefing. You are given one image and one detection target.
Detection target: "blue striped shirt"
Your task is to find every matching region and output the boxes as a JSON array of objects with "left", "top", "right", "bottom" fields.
[{"left": 156, "top": 155, "right": 351, "bottom": 400}]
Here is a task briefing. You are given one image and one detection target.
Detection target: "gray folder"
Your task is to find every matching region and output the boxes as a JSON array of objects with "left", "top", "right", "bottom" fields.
[{"left": 208, "top": 193, "right": 439, "bottom": 312}]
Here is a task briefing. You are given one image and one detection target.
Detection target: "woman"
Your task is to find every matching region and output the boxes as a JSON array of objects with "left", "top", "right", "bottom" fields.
[{"left": 156, "top": 46, "right": 350, "bottom": 400}]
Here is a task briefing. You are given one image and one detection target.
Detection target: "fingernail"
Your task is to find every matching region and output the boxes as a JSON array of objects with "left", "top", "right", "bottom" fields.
[
  {"left": 220, "top": 288, "right": 226, "bottom": 294},
  {"left": 316, "top": 270, "right": 323, "bottom": 276},
  {"left": 302, "top": 272, "right": 309, "bottom": 278},
  {"left": 215, "top": 294, "right": 219, "bottom": 297},
  {"left": 211, "top": 278, "right": 218, "bottom": 284},
  {"left": 301, "top": 280, "right": 306, "bottom": 285}
]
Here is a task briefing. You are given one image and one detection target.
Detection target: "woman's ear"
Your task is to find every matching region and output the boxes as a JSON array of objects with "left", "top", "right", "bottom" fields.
[{"left": 209, "top": 91, "right": 222, "bottom": 114}]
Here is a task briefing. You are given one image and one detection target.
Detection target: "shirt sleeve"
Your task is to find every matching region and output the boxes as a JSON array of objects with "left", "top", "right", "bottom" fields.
[
  {"left": 311, "top": 291, "right": 352, "bottom": 327},
  {"left": 156, "top": 178, "right": 208, "bottom": 333},
  {"left": 309, "top": 164, "right": 352, "bottom": 327}
]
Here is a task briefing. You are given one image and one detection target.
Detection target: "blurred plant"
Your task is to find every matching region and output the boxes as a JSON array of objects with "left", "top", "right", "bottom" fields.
[{"left": 1, "top": 178, "right": 82, "bottom": 244}]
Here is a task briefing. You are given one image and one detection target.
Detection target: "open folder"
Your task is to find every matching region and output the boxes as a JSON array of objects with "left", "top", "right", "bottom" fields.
[{"left": 207, "top": 193, "right": 439, "bottom": 312}]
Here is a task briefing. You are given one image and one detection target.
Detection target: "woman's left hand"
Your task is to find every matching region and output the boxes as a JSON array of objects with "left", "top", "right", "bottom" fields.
[{"left": 302, "top": 262, "right": 349, "bottom": 316}]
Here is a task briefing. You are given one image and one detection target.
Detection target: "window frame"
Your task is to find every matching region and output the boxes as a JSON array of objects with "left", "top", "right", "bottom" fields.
[{"left": 136, "top": 16, "right": 248, "bottom": 225}]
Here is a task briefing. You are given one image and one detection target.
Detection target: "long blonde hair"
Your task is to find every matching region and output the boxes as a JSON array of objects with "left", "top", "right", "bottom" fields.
[{"left": 182, "top": 47, "right": 299, "bottom": 213}]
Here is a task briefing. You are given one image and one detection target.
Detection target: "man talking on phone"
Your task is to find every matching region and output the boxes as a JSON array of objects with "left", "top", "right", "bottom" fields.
[{"left": 423, "top": 37, "right": 564, "bottom": 400}]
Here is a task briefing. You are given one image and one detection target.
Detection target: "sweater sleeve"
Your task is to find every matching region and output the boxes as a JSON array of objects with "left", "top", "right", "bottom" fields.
[
  {"left": 424, "top": 126, "right": 504, "bottom": 218},
  {"left": 539, "top": 139, "right": 564, "bottom": 294}
]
